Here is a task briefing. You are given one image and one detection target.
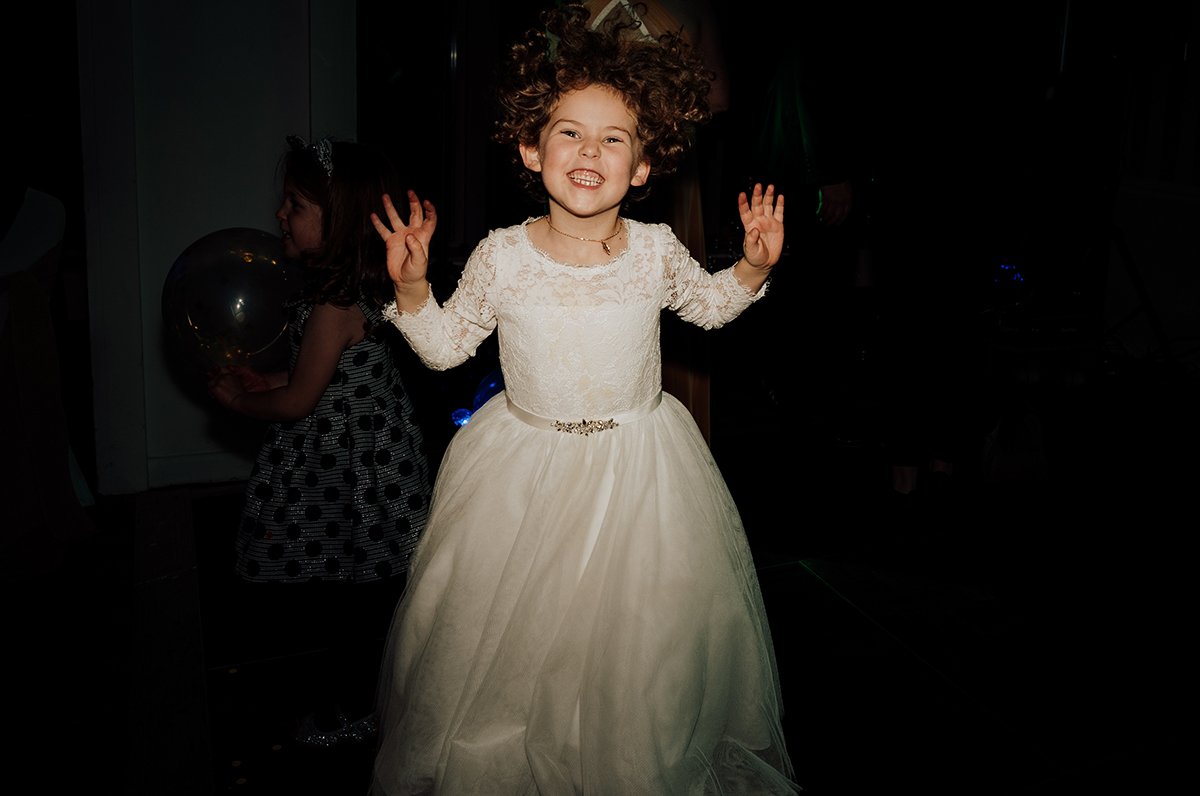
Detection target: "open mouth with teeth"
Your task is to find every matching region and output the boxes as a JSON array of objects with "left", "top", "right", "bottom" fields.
[{"left": 568, "top": 170, "right": 604, "bottom": 187}]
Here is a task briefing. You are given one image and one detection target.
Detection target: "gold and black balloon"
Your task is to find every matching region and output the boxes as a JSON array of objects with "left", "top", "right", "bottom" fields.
[{"left": 162, "top": 228, "right": 298, "bottom": 373}]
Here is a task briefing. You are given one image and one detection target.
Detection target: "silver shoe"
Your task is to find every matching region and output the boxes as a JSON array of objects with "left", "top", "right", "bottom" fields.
[{"left": 293, "top": 710, "right": 377, "bottom": 748}]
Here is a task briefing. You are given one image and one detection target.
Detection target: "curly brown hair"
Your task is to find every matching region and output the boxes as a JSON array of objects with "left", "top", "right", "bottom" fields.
[{"left": 494, "top": 2, "right": 712, "bottom": 202}]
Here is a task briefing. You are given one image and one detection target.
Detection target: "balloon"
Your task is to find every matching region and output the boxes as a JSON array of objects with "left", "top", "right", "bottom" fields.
[
  {"left": 162, "top": 228, "right": 299, "bottom": 372},
  {"left": 451, "top": 369, "right": 506, "bottom": 428}
]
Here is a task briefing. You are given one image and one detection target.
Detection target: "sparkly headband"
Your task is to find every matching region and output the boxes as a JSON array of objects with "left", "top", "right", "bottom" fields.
[{"left": 286, "top": 134, "right": 334, "bottom": 177}]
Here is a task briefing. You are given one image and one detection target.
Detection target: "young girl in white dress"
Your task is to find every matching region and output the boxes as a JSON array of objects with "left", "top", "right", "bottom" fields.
[{"left": 368, "top": 4, "right": 796, "bottom": 793}]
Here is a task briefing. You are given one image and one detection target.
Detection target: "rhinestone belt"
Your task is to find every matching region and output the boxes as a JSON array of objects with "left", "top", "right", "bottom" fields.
[{"left": 506, "top": 391, "right": 663, "bottom": 435}]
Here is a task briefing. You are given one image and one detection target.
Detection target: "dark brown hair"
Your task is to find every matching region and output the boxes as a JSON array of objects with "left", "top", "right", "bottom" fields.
[
  {"left": 280, "top": 138, "right": 402, "bottom": 309},
  {"left": 494, "top": 2, "right": 712, "bottom": 201}
]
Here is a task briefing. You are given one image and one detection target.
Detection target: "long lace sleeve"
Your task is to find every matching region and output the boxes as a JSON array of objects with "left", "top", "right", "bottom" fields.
[
  {"left": 658, "top": 225, "right": 768, "bottom": 329},
  {"left": 382, "top": 235, "right": 499, "bottom": 371}
]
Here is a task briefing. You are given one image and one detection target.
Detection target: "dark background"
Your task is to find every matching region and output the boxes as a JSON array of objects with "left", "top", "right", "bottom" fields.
[
  {"left": 4, "top": 1, "right": 1197, "bottom": 794},
  {"left": 12, "top": 0, "right": 1197, "bottom": 493}
]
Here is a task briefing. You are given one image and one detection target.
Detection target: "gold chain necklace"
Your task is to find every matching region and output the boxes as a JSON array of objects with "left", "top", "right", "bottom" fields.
[{"left": 545, "top": 218, "right": 624, "bottom": 255}]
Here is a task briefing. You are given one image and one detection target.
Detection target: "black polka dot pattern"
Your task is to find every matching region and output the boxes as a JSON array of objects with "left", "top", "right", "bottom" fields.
[{"left": 233, "top": 301, "right": 432, "bottom": 583}]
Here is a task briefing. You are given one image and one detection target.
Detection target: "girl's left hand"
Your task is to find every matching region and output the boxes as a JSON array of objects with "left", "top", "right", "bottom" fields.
[{"left": 738, "top": 183, "right": 785, "bottom": 269}]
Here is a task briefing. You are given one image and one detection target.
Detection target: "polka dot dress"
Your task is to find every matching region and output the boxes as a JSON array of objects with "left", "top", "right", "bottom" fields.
[{"left": 234, "top": 300, "right": 432, "bottom": 583}]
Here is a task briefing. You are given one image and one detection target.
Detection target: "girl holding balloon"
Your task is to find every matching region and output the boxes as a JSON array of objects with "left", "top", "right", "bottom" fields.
[{"left": 207, "top": 136, "right": 434, "bottom": 748}]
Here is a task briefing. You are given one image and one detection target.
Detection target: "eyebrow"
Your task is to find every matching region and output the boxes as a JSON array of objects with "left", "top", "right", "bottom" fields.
[{"left": 549, "top": 118, "right": 635, "bottom": 137}]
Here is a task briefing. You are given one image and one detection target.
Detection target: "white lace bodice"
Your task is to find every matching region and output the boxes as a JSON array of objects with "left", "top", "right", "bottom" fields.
[{"left": 385, "top": 219, "right": 764, "bottom": 420}]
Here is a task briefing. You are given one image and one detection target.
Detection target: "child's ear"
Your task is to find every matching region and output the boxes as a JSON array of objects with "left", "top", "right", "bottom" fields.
[
  {"left": 630, "top": 159, "right": 650, "bottom": 187},
  {"left": 519, "top": 143, "right": 542, "bottom": 172}
]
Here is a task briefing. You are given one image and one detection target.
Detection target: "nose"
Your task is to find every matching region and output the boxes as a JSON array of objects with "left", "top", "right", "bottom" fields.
[
  {"left": 579, "top": 137, "right": 600, "bottom": 158},
  {"left": 275, "top": 203, "right": 286, "bottom": 221}
]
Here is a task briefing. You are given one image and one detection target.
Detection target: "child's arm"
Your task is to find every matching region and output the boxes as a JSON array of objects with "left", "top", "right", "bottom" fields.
[
  {"left": 371, "top": 190, "right": 437, "bottom": 313},
  {"left": 207, "top": 303, "right": 364, "bottom": 422},
  {"left": 664, "top": 184, "right": 787, "bottom": 330},
  {"left": 380, "top": 231, "right": 501, "bottom": 371},
  {"left": 732, "top": 183, "right": 785, "bottom": 294}
]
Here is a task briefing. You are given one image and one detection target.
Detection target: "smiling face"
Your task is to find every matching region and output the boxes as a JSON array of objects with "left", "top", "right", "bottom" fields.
[
  {"left": 275, "top": 178, "right": 324, "bottom": 260},
  {"left": 519, "top": 84, "right": 650, "bottom": 224}
]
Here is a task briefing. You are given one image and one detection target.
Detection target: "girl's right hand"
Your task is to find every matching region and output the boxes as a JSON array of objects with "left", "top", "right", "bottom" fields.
[
  {"left": 371, "top": 190, "right": 437, "bottom": 289},
  {"left": 207, "top": 366, "right": 246, "bottom": 411},
  {"left": 225, "top": 364, "right": 273, "bottom": 393}
]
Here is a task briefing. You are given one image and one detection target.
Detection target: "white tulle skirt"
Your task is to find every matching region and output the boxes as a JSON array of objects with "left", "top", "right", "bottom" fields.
[{"left": 371, "top": 391, "right": 797, "bottom": 795}]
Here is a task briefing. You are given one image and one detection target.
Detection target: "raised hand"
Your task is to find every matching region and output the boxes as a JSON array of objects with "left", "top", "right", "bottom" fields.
[
  {"left": 371, "top": 190, "right": 437, "bottom": 289},
  {"left": 737, "top": 183, "right": 785, "bottom": 269}
]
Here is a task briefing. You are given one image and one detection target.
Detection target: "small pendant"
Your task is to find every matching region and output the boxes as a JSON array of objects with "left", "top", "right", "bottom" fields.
[{"left": 601, "top": 241, "right": 611, "bottom": 255}]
